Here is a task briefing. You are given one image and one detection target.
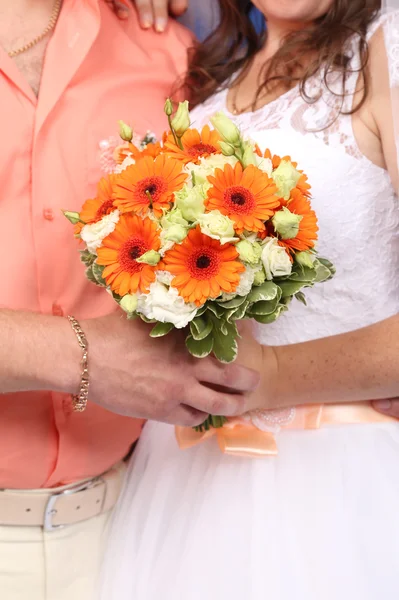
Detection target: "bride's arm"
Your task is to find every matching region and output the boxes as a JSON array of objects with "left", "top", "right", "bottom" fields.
[
  {"left": 256, "top": 315, "right": 399, "bottom": 410},
  {"left": 241, "top": 23, "right": 399, "bottom": 415}
]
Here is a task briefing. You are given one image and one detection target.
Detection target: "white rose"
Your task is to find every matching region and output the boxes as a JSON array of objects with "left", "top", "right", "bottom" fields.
[
  {"left": 81, "top": 210, "right": 120, "bottom": 254},
  {"left": 114, "top": 155, "right": 135, "bottom": 174},
  {"left": 137, "top": 281, "right": 198, "bottom": 329},
  {"left": 261, "top": 237, "right": 293, "bottom": 280},
  {"left": 197, "top": 210, "right": 238, "bottom": 244}
]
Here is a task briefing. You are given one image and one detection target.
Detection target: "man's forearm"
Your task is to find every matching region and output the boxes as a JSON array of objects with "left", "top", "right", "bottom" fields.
[
  {"left": 271, "top": 314, "right": 399, "bottom": 408},
  {"left": 0, "top": 310, "right": 80, "bottom": 394}
]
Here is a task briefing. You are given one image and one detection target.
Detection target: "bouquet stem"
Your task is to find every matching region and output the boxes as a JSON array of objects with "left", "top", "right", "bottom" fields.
[{"left": 194, "top": 415, "right": 227, "bottom": 433}]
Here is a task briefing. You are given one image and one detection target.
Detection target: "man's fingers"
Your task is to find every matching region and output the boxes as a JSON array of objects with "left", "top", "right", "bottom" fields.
[
  {"left": 151, "top": 0, "right": 169, "bottom": 32},
  {"left": 169, "top": 0, "right": 188, "bottom": 16},
  {"left": 186, "top": 383, "right": 248, "bottom": 418},
  {"left": 106, "top": 0, "right": 129, "bottom": 19},
  {"left": 372, "top": 399, "right": 399, "bottom": 418},
  {"left": 167, "top": 405, "right": 209, "bottom": 427},
  {"left": 194, "top": 357, "right": 260, "bottom": 394},
  {"left": 133, "top": 0, "right": 155, "bottom": 28}
]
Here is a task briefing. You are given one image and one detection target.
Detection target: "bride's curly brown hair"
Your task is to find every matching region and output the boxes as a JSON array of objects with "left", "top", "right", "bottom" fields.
[{"left": 183, "top": 0, "right": 381, "bottom": 113}]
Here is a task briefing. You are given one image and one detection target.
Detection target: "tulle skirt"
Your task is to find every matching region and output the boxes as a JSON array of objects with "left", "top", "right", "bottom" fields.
[{"left": 99, "top": 420, "right": 399, "bottom": 600}]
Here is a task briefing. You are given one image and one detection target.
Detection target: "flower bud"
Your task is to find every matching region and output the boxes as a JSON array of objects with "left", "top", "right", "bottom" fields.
[
  {"left": 171, "top": 101, "right": 191, "bottom": 138},
  {"left": 164, "top": 98, "right": 173, "bottom": 117},
  {"left": 210, "top": 112, "right": 241, "bottom": 146},
  {"left": 295, "top": 251, "right": 316, "bottom": 269},
  {"left": 63, "top": 210, "right": 81, "bottom": 225},
  {"left": 136, "top": 250, "right": 161, "bottom": 266},
  {"left": 253, "top": 269, "right": 266, "bottom": 286},
  {"left": 219, "top": 141, "right": 235, "bottom": 157},
  {"left": 242, "top": 143, "right": 257, "bottom": 168},
  {"left": 236, "top": 239, "right": 262, "bottom": 265},
  {"left": 118, "top": 120, "right": 133, "bottom": 143},
  {"left": 120, "top": 294, "right": 138, "bottom": 314},
  {"left": 272, "top": 207, "right": 303, "bottom": 240}
]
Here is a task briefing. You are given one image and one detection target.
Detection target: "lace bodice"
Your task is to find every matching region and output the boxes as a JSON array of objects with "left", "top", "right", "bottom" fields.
[{"left": 191, "top": 14, "right": 399, "bottom": 347}]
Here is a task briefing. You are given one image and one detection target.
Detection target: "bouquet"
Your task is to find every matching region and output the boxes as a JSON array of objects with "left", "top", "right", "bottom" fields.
[{"left": 64, "top": 100, "right": 334, "bottom": 431}]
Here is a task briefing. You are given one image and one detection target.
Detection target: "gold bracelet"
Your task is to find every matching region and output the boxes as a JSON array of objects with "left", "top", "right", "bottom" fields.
[{"left": 67, "top": 315, "right": 89, "bottom": 412}]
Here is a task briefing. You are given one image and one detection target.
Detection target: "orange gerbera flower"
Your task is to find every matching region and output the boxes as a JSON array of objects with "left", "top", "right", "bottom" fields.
[
  {"left": 75, "top": 175, "right": 117, "bottom": 236},
  {"left": 164, "top": 125, "right": 222, "bottom": 164},
  {"left": 113, "top": 154, "right": 187, "bottom": 218},
  {"left": 114, "top": 142, "right": 163, "bottom": 165},
  {"left": 264, "top": 149, "right": 311, "bottom": 198},
  {"left": 161, "top": 226, "right": 245, "bottom": 306},
  {"left": 97, "top": 214, "right": 161, "bottom": 295},
  {"left": 277, "top": 188, "right": 318, "bottom": 253},
  {"left": 206, "top": 162, "right": 280, "bottom": 234}
]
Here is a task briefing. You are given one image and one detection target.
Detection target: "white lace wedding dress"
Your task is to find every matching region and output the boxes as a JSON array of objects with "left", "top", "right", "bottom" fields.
[{"left": 99, "top": 16, "right": 399, "bottom": 600}]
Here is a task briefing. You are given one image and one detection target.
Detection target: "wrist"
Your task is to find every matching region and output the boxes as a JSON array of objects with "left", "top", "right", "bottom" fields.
[{"left": 260, "top": 344, "right": 282, "bottom": 410}]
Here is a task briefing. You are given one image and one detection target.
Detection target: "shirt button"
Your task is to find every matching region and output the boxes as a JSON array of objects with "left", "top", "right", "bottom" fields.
[
  {"left": 43, "top": 208, "right": 54, "bottom": 221},
  {"left": 52, "top": 303, "right": 64, "bottom": 317}
]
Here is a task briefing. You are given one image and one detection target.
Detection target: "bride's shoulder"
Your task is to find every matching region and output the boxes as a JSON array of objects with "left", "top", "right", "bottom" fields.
[{"left": 366, "top": 10, "right": 399, "bottom": 192}]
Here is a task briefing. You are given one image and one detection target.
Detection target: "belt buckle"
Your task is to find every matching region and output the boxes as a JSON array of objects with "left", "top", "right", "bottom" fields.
[{"left": 44, "top": 477, "right": 105, "bottom": 532}]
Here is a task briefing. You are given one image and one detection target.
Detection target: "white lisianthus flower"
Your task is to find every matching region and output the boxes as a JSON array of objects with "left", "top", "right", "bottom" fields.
[
  {"left": 197, "top": 210, "right": 238, "bottom": 244},
  {"left": 184, "top": 154, "right": 238, "bottom": 189},
  {"left": 156, "top": 270, "right": 174, "bottom": 285},
  {"left": 114, "top": 155, "right": 135, "bottom": 174},
  {"left": 261, "top": 237, "right": 293, "bottom": 280},
  {"left": 236, "top": 265, "right": 256, "bottom": 296},
  {"left": 137, "top": 281, "right": 198, "bottom": 329},
  {"left": 220, "top": 266, "right": 256, "bottom": 301},
  {"left": 81, "top": 210, "right": 120, "bottom": 254},
  {"left": 255, "top": 155, "right": 273, "bottom": 177}
]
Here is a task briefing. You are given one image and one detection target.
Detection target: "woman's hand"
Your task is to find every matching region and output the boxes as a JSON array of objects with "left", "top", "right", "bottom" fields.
[
  {"left": 234, "top": 322, "right": 279, "bottom": 413},
  {"left": 106, "top": 0, "right": 189, "bottom": 32}
]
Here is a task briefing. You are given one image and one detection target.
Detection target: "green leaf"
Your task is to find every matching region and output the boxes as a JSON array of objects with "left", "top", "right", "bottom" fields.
[
  {"left": 190, "top": 316, "right": 213, "bottom": 341},
  {"left": 80, "top": 249, "right": 96, "bottom": 268},
  {"left": 85, "top": 264, "right": 105, "bottom": 287},
  {"left": 278, "top": 280, "right": 309, "bottom": 297},
  {"left": 253, "top": 304, "right": 288, "bottom": 324},
  {"left": 314, "top": 259, "right": 334, "bottom": 283},
  {"left": 150, "top": 322, "right": 174, "bottom": 338},
  {"left": 211, "top": 319, "right": 238, "bottom": 363},
  {"left": 206, "top": 302, "right": 226, "bottom": 319},
  {"left": 295, "top": 291, "right": 307, "bottom": 306},
  {"left": 216, "top": 295, "right": 248, "bottom": 309},
  {"left": 248, "top": 297, "right": 279, "bottom": 316},
  {"left": 317, "top": 256, "right": 336, "bottom": 276},
  {"left": 196, "top": 305, "right": 208, "bottom": 317},
  {"left": 139, "top": 314, "right": 157, "bottom": 324},
  {"left": 248, "top": 281, "right": 279, "bottom": 303},
  {"left": 226, "top": 301, "right": 249, "bottom": 322},
  {"left": 288, "top": 264, "right": 317, "bottom": 283},
  {"left": 186, "top": 333, "right": 214, "bottom": 358}
]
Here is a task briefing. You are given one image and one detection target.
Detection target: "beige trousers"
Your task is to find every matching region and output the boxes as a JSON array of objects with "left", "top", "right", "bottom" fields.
[{"left": 0, "top": 510, "right": 111, "bottom": 600}]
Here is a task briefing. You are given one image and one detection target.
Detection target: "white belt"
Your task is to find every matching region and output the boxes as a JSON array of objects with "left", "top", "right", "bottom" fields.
[{"left": 0, "top": 463, "right": 125, "bottom": 532}]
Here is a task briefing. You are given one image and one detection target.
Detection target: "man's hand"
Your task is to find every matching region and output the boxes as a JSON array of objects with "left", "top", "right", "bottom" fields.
[
  {"left": 79, "top": 312, "right": 259, "bottom": 426},
  {"left": 372, "top": 400, "right": 399, "bottom": 419},
  {"left": 106, "top": 0, "right": 189, "bottom": 32}
]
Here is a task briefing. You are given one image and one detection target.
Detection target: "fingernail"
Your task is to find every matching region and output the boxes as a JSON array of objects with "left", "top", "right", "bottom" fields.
[
  {"left": 141, "top": 14, "right": 152, "bottom": 29},
  {"left": 374, "top": 400, "right": 392, "bottom": 410},
  {"left": 155, "top": 18, "right": 167, "bottom": 33}
]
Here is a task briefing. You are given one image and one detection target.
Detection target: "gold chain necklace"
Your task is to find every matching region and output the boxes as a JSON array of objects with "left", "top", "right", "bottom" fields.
[{"left": 7, "top": 0, "right": 62, "bottom": 58}]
